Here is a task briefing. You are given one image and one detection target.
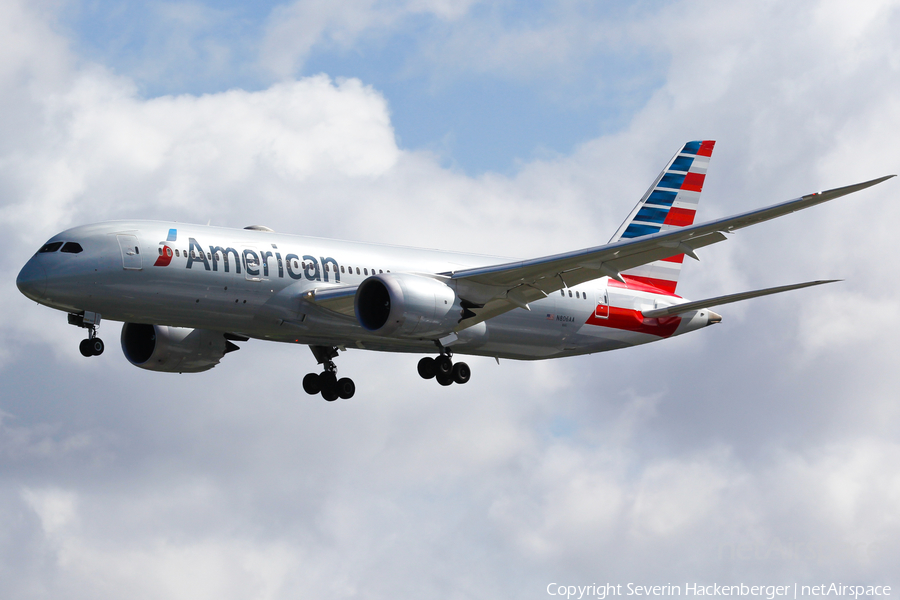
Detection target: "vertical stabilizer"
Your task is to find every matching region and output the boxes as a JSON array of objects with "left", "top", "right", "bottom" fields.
[{"left": 609, "top": 140, "right": 715, "bottom": 294}]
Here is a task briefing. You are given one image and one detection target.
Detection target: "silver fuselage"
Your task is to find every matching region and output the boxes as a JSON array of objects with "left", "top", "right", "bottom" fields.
[{"left": 17, "top": 221, "right": 713, "bottom": 360}]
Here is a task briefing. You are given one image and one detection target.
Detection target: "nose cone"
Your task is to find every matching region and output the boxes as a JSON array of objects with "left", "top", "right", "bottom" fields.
[
  {"left": 17, "top": 258, "right": 47, "bottom": 301},
  {"left": 707, "top": 310, "right": 722, "bottom": 324}
]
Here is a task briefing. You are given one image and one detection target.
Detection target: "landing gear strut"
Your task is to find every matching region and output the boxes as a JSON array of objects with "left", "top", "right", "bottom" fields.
[
  {"left": 303, "top": 345, "right": 355, "bottom": 401},
  {"left": 69, "top": 312, "right": 104, "bottom": 357},
  {"left": 417, "top": 345, "right": 471, "bottom": 386}
]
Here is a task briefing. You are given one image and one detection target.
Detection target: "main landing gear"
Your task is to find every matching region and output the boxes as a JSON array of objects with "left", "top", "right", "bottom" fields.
[
  {"left": 68, "top": 311, "right": 104, "bottom": 357},
  {"left": 417, "top": 347, "right": 471, "bottom": 386},
  {"left": 302, "top": 345, "right": 355, "bottom": 402}
]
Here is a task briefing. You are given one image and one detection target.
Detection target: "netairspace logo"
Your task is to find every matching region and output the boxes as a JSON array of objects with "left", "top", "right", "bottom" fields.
[{"left": 545, "top": 583, "right": 893, "bottom": 600}]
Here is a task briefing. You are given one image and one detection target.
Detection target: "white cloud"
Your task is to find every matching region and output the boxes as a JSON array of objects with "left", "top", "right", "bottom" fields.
[{"left": 2, "top": 0, "right": 900, "bottom": 597}]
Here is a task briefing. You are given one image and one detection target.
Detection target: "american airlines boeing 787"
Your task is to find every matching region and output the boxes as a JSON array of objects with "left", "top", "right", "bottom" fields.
[{"left": 16, "top": 141, "right": 894, "bottom": 400}]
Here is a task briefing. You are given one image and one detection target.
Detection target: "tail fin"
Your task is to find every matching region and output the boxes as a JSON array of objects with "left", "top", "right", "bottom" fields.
[{"left": 608, "top": 140, "right": 715, "bottom": 294}]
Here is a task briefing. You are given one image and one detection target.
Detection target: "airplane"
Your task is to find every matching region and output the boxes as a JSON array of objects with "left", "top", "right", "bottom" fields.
[{"left": 15, "top": 140, "right": 894, "bottom": 401}]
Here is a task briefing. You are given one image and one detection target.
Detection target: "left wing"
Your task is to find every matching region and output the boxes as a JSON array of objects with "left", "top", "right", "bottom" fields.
[{"left": 448, "top": 175, "right": 894, "bottom": 331}]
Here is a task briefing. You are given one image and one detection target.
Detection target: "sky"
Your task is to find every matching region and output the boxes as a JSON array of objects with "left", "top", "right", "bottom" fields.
[{"left": 2, "top": 0, "right": 900, "bottom": 598}]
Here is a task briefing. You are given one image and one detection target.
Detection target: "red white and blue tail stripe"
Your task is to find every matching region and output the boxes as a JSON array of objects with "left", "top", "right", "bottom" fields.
[{"left": 608, "top": 140, "right": 715, "bottom": 294}]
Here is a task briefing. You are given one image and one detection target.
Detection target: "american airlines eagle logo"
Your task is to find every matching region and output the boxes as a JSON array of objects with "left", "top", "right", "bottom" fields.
[{"left": 153, "top": 229, "right": 178, "bottom": 267}]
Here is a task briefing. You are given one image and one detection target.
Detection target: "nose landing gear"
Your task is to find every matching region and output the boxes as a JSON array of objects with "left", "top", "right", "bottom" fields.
[
  {"left": 69, "top": 312, "right": 104, "bottom": 357},
  {"left": 417, "top": 346, "right": 471, "bottom": 386},
  {"left": 303, "top": 345, "right": 355, "bottom": 401}
]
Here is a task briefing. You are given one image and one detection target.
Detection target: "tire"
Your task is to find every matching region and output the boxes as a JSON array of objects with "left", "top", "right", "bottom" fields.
[
  {"left": 337, "top": 378, "right": 355, "bottom": 399},
  {"left": 435, "top": 355, "right": 453, "bottom": 376},
  {"left": 320, "top": 371, "right": 337, "bottom": 388},
  {"left": 417, "top": 357, "right": 436, "bottom": 379},
  {"left": 91, "top": 338, "right": 105, "bottom": 356},
  {"left": 320, "top": 372, "right": 338, "bottom": 401},
  {"left": 302, "top": 373, "right": 321, "bottom": 395},
  {"left": 436, "top": 371, "right": 454, "bottom": 386},
  {"left": 452, "top": 361, "right": 470, "bottom": 384},
  {"left": 79, "top": 339, "right": 93, "bottom": 357}
]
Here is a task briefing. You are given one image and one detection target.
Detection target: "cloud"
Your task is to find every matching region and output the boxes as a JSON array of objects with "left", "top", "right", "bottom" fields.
[
  {"left": 259, "top": 0, "right": 478, "bottom": 78},
  {"left": 2, "top": 0, "right": 900, "bottom": 597}
]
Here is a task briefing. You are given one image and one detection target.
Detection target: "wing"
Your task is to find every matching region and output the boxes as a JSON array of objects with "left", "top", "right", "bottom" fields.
[
  {"left": 447, "top": 175, "right": 894, "bottom": 331},
  {"left": 301, "top": 284, "right": 358, "bottom": 316}
]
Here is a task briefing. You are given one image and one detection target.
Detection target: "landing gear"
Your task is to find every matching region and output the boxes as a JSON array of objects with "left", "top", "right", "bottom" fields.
[
  {"left": 79, "top": 337, "right": 104, "bottom": 357},
  {"left": 417, "top": 347, "right": 471, "bottom": 386},
  {"left": 69, "top": 312, "right": 104, "bottom": 357},
  {"left": 303, "top": 345, "right": 356, "bottom": 401}
]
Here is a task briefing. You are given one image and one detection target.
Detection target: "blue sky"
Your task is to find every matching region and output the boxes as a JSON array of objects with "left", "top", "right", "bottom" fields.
[
  {"left": 59, "top": 0, "right": 666, "bottom": 174},
  {"left": 3, "top": 0, "right": 900, "bottom": 598}
]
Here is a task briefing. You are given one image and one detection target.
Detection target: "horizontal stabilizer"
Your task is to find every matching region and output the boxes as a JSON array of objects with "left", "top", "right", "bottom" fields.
[{"left": 641, "top": 279, "right": 840, "bottom": 318}]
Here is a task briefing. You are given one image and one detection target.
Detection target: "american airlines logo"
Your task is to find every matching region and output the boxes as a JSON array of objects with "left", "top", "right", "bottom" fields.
[{"left": 154, "top": 231, "right": 341, "bottom": 283}]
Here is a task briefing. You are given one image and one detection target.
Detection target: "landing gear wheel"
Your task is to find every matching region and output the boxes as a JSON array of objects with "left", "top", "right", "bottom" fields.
[
  {"left": 302, "top": 373, "right": 321, "bottom": 395},
  {"left": 79, "top": 339, "right": 93, "bottom": 357},
  {"left": 435, "top": 355, "right": 453, "bottom": 376},
  {"left": 321, "top": 385, "right": 339, "bottom": 402},
  {"left": 436, "top": 371, "right": 454, "bottom": 386},
  {"left": 336, "top": 378, "right": 355, "bottom": 399},
  {"left": 90, "top": 338, "right": 104, "bottom": 356},
  {"left": 452, "top": 361, "right": 470, "bottom": 384},
  {"left": 417, "top": 357, "right": 436, "bottom": 379},
  {"left": 319, "top": 371, "right": 338, "bottom": 401},
  {"left": 308, "top": 345, "right": 356, "bottom": 400}
]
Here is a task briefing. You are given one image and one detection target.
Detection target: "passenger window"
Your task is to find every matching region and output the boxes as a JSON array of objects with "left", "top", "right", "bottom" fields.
[
  {"left": 364, "top": 268, "right": 368, "bottom": 276},
  {"left": 576, "top": 291, "right": 580, "bottom": 299},
  {"left": 341, "top": 266, "right": 345, "bottom": 273},
  {"left": 38, "top": 241, "right": 64, "bottom": 253},
  {"left": 560, "top": 290, "right": 565, "bottom": 296},
  {"left": 61, "top": 242, "right": 83, "bottom": 254},
  {"left": 158, "top": 247, "right": 163, "bottom": 256},
  {"left": 568, "top": 290, "right": 572, "bottom": 297},
  {"left": 356, "top": 267, "right": 360, "bottom": 275},
  {"left": 379, "top": 269, "right": 383, "bottom": 274}
]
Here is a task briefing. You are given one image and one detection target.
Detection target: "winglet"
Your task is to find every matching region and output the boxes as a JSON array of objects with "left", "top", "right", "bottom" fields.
[{"left": 804, "top": 175, "right": 896, "bottom": 202}]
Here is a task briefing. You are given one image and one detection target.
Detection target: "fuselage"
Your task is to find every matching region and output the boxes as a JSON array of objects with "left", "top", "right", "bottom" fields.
[{"left": 16, "top": 220, "right": 715, "bottom": 361}]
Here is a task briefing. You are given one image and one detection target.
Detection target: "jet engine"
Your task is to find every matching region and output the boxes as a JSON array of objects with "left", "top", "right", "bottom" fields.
[
  {"left": 355, "top": 273, "right": 461, "bottom": 337},
  {"left": 120, "top": 323, "right": 237, "bottom": 373}
]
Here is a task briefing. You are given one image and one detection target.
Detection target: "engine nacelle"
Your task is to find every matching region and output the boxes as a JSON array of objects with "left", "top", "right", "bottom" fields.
[
  {"left": 121, "top": 323, "right": 231, "bottom": 373},
  {"left": 355, "top": 273, "right": 460, "bottom": 337}
]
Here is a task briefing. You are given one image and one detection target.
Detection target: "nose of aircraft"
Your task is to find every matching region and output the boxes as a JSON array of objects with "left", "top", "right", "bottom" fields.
[{"left": 17, "top": 258, "right": 47, "bottom": 301}]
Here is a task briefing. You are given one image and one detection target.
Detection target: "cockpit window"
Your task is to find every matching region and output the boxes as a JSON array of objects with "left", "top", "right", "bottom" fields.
[
  {"left": 38, "top": 241, "right": 64, "bottom": 253},
  {"left": 60, "top": 242, "right": 84, "bottom": 254}
]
